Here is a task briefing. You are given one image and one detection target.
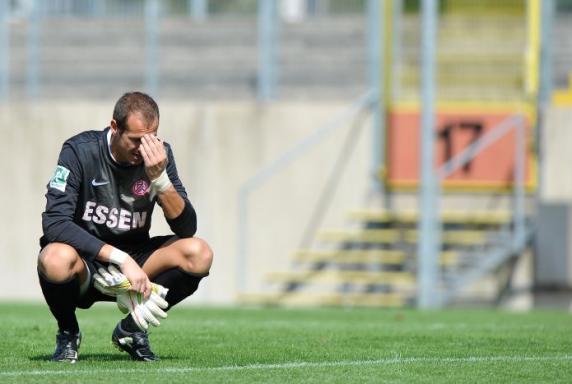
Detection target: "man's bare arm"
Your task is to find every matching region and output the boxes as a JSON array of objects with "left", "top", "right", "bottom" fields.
[{"left": 97, "top": 244, "right": 152, "bottom": 298}]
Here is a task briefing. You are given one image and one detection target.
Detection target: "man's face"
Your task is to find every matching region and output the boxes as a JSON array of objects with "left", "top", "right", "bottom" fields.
[{"left": 110, "top": 113, "right": 158, "bottom": 166}]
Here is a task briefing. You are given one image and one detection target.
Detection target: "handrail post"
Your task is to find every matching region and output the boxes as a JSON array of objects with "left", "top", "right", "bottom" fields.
[
  {"left": 145, "top": 0, "right": 160, "bottom": 96},
  {"left": 539, "top": 0, "right": 554, "bottom": 106},
  {"left": 367, "top": 0, "right": 383, "bottom": 191},
  {"left": 536, "top": 0, "right": 555, "bottom": 206},
  {"left": 237, "top": 185, "right": 249, "bottom": 293},
  {"left": 0, "top": 0, "right": 9, "bottom": 100},
  {"left": 27, "top": 0, "right": 40, "bottom": 98},
  {"left": 257, "top": 0, "right": 279, "bottom": 101},
  {"left": 513, "top": 116, "right": 526, "bottom": 250},
  {"left": 189, "top": 0, "right": 208, "bottom": 21}
]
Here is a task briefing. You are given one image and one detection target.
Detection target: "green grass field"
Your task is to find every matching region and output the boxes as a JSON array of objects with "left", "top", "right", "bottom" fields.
[{"left": 1, "top": 303, "right": 571, "bottom": 383}]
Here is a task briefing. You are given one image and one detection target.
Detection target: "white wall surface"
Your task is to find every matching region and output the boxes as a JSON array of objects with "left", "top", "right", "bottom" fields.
[
  {"left": 542, "top": 106, "right": 572, "bottom": 201},
  {"left": 0, "top": 100, "right": 371, "bottom": 304}
]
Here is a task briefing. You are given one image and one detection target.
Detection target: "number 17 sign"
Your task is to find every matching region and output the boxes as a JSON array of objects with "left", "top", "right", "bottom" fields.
[{"left": 385, "top": 105, "right": 535, "bottom": 191}]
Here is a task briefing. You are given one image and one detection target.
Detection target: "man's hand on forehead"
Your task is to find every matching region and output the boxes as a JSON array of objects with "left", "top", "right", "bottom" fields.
[
  {"left": 142, "top": 135, "right": 165, "bottom": 158},
  {"left": 142, "top": 132, "right": 159, "bottom": 141},
  {"left": 139, "top": 133, "right": 168, "bottom": 182}
]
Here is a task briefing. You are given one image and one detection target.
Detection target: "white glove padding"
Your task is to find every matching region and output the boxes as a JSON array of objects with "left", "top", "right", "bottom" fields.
[
  {"left": 93, "top": 265, "right": 170, "bottom": 331},
  {"left": 93, "top": 265, "right": 131, "bottom": 296},
  {"left": 116, "top": 290, "right": 169, "bottom": 331},
  {"left": 93, "top": 265, "right": 169, "bottom": 300}
]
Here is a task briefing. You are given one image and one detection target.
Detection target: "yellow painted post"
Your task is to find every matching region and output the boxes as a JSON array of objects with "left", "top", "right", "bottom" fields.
[
  {"left": 377, "top": 0, "right": 393, "bottom": 184},
  {"left": 526, "top": 0, "right": 540, "bottom": 98}
]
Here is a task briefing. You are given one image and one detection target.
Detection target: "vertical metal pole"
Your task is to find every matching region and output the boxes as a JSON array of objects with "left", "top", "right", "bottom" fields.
[
  {"left": 307, "top": 0, "right": 317, "bottom": 17},
  {"left": 27, "top": 0, "right": 40, "bottom": 98},
  {"left": 367, "top": 0, "right": 384, "bottom": 192},
  {"left": 392, "top": 0, "right": 403, "bottom": 101},
  {"left": 539, "top": 0, "right": 554, "bottom": 105},
  {"left": 0, "top": 0, "right": 9, "bottom": 100},
  {"left": 145, "top": 0, "right": 159, "bottom": 96},
  {"left": 189, "top": 0, "right": 207, "bottom": 21},
  {"left": 513, "top": 117, "right": 526, "bottom": 249},
  {"left": 417, "top": 0, "right": 439, "bottom": 309},
  {"left": 92, "top": 0, "right": 105, "bottom": 16},
  {"left": 237, "top": 187, "right": 249, "bottom": 293},
  {"left": 257, "top": 0, "right": 278, "bottom": 101},
  {"left": 536, "top": 0, "right": 554, "bottom": 202}
]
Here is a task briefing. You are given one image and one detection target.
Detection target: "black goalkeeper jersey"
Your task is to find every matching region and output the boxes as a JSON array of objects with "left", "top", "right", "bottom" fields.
[{"left": 40, "top": 127, "right": 196, "bottom": 261}]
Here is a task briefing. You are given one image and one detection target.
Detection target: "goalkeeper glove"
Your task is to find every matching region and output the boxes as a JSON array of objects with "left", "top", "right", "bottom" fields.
[
  {"left": 94, "top": 265, "right": 168, "bottom": 299},
  {"left": 94, "top": 265, "right": 169, "bottom": 331},
  {"left": 93, "top": 265, "right": 131, "bottom": 296},
  {"left": 116, "top": 290, "right": 168, "bottom": 331}
]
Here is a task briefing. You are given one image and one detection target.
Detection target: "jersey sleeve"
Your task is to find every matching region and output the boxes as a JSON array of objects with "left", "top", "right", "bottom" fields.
[
  {"left": 163, "top": 144, "right": 197, "bottom": 238},
  {"left": 41, "top": 143, "right": 105, "bottom": 260}
]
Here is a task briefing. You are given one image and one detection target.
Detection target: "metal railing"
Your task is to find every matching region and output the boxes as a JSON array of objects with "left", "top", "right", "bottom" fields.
[
  {"left": 9, "top": 0, "right": 366, "bottom": 18},
  {"left": 2, "top": 0, "right": 567, "bottom": 102},
  {"left": 0, "top": 0, "right": 371, "bottom": 102},
  {"left": 236, "top": 0, "right": 382, "bottom": 294},
  {"left": 236, "top": 90, "right": 376, "bottom": 293},
  {"left": 437, "top": 114, "right": 528, "bottom": 248},
  {"left": 429, "top": 114, "right": 530, "bottom": 306}
]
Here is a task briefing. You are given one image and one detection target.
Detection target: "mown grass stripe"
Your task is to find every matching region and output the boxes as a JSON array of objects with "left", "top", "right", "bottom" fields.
[{"left": 2, "top": 355, "right": 572, "bottom": 377}]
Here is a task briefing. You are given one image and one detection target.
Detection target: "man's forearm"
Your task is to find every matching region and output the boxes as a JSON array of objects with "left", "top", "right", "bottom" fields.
[
  {"left": 157, "top": 186, "right": 185, "bottom": 219},
  {"left": 96, "top": 244, "right": 128, "bottom": 265},
  {"left": 162, "top": 194, "right": 197, "bottom": 238},
  {"left": 96, "top": 244, "right": 152, "bottom": 298}
]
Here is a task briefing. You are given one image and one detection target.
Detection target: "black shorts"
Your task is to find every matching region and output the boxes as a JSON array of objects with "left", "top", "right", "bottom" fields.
[{"left": 76, "top": 235, "right": 174, "bottom": 309}]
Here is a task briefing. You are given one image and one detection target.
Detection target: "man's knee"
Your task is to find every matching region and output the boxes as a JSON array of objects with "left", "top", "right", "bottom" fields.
[
  {"left": 38, "top": 243, "right": 82, "bottom": 282},
  {"left": 180, "top": 238, "right": 213, "bottom": 275}
]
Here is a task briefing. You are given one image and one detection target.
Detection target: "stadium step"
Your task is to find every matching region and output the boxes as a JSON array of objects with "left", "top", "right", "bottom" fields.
[
  {"left": 292, "top": 249, "right": 459, "bottom": 266},
  {"left": 265, "top": 270, "right": 415, "bottom": 287},
  {"left": 249, "top": 209, "right": 514, "bottom": 308},
  {"left": 400, "top": 71, "right": 523, "bottom": 89},
  {"left": 316, "top": 228, "right": 497, "bottom": 246},
  {"left": 443, "top": 0, "right": 524, "bottom": 15},
  {"left": 346, "top": 210, "right": 511, "bottom": 226},
  {"left": 397, "top": 12, "right": 527, "bottom": 101},
  {"left": 8, "top": 11, "right": 538, "bottom": 101},
  {"left": 239, "top": 292, "right": 407, "bottom": 307}
]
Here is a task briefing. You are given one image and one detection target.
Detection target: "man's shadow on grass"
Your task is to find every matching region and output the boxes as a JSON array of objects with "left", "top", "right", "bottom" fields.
[{"left": 30, "top": 353, "right": 176, "bottom": 362}]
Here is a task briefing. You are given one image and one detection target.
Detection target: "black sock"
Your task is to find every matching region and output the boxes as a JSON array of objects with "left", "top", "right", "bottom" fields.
[
  {"left": 120, "top": 315, "right": 141, "bottom": 333},
  {"left": 152, "top": 268, "right": 208, "bottom": 309},
  {"left": 38, "top": 270, "right": 80, "bottom": 334}
]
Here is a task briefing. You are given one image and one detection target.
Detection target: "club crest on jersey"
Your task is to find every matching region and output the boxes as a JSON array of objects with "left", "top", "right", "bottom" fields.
[
  {"left": 49, "top": 165, "right": 70, "bottom": 192},
  {"left": 132, "top": 179, "right": 149, "bottom": 197}
]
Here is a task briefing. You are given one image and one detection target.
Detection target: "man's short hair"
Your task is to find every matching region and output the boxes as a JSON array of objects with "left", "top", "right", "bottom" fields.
[{"left": 113, "top": 92, "right": 160, "bottom": 133}]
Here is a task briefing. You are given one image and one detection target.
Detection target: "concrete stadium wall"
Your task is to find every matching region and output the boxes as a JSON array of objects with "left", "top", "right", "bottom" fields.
[
  {"left": 535, "top": 106, "right": 572, "bottom": 290},
  {"left": 542, "top": 107, "right": 572, "bottom": 201},
  {"left": 0, "top": 100, "right": 371, "bottom": 304},
  {"left": 3, "top": 101, "right": 570, "bottom": 305}
]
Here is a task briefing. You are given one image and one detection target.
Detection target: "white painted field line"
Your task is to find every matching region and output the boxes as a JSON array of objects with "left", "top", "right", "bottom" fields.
[{"left": 2, "top": 355, "right": 572, "bottom": 377}]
